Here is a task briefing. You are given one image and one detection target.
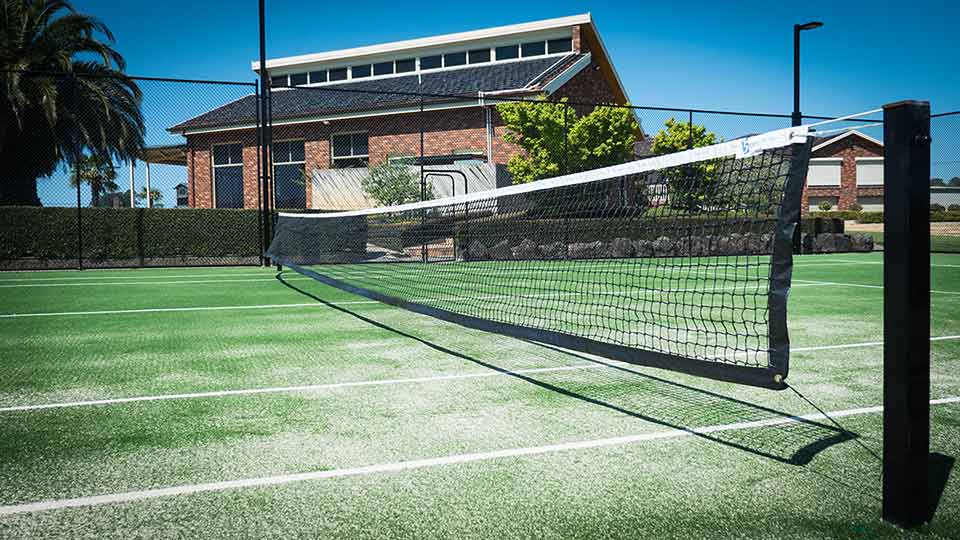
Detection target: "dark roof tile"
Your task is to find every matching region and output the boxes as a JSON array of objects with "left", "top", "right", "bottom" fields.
[{"left": 171, "top": 55, "right": 578, "bottom": 132}]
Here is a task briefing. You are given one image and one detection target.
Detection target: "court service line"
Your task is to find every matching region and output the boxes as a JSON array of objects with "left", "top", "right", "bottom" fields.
[
  {"left": 0, "top": 276, "right": 315, "bottom": 288},
  {"left": 0, "top": 365, "right": 599, "bottom": 413},
  {"left": 2, "top": 396, "right": 958, "bottom": 517},
  {"left": 0, "top": 272, "right": 272, "bottom": 283},
  {"left": 794, "top": 278, "right": 960, "bottom": 295},
  {"left": 3, "top": 335, "right": 958, "bottom": 414},
  {"left": 0, "top": 282, "right": 824, "bottom": 319}
]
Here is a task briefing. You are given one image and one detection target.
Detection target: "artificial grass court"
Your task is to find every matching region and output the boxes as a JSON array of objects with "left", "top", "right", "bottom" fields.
[{"left": 0, "top": 252, "right": 958, "bottom": 539}]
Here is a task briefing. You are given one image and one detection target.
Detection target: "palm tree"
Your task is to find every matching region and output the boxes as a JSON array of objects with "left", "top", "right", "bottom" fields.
[
  {"left": 0, "top": 0, "right": 144, "bottom": 206},
  {"left": 68, "top": 153, "right": 117, "bottom": 206}
]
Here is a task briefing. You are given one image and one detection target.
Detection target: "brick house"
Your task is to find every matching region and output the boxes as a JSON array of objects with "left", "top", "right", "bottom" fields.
[
  {"left": 804, "top": 130, "right": 884, "bottom": 213},
  {"left": 168, "top": 14, "right": 631, "bottom": 210}
]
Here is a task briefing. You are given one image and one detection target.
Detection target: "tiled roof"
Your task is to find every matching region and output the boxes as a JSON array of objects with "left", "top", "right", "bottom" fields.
[{"left": 170, "top": 55, "right": 579, "bottom": 132}]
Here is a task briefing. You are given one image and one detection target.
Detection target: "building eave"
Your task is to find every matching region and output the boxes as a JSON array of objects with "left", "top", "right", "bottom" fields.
[
  {"left": 812, "top": 130, "right": 884, "bottom": 152},
  {"left": 251, "top": 13, "right": 592, "bottom": 72}
]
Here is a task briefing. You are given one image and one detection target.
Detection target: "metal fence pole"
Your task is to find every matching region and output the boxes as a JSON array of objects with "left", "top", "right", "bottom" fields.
[{"left": 882, "top": 100, "right": 931, "bottom": 528}]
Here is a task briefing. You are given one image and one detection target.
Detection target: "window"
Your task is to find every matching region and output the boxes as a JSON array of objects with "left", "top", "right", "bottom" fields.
[
  {"left": 468, "top": 48, "right": 490, "bottom": 64},
  {"left": 212, "top": 143, "right": 244, "bottom": 208},
  {"left": 273, "top": 140, "right": 306, "bottom": 209},
  {"left": 331, "top": 133, "right": 368, "bottom": 168},
  {"left": 420, "top": 55, "right": 442, "bottom": 69},
  {"left": 856, "top": 196, "right": 884, "bottom": 211},
  {"left": 351, "top": 64, "right": 371, "bottom": 78},
  {"left": 329, "top": 67, "right": 348, "bottom": 81},
  {"left": 856, "top": 157, "right": 884, "bottom": 185},
  {"left": 547, "top": 37, "right": 573, "bottom": 54},
  {"left": 289, "top": 72, "right": 308, "bottom": 86},
  {"left": 373, "top": 61, "right": 394, "bottom": 76},
  {"left": 443, "top": 51, "right": 466, "bottom": 67},
  {"left": 495, "top": 45, "right": 519, "bottom": 60},
  {"left": 395, "top": 58, "right": 416, "bottom": 73},
  {"left": 521, "top": 41, "right": 546, "bottom": 57},
  {"left": 270, "top": 75, "right": 287, "bottom": 87},
  {"left": 309, "top": 70, "right": 327, "bottom": 84},
  {"left": 807, "top": 158, "right": 842, "bottom": 186}
]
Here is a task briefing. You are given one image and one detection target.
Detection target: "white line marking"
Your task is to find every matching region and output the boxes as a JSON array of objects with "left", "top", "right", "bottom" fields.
[
  {"left": 795, "top": 279, "right": 960, "bottom": 295},
  {"left": 5, "top": 335, "right": 959, "bottom": 414},
  {"left": 0, "top": 302, "right": 362, "bottom": 319},
  {"left": 0, "top": 272, "right": 271, "bottom": 283},
  {"left": 797, "top": 259, "right": 960, "bottom": 269},
  {"left": 0, "top": 365, "right": 599, "bottom": 413},
  {"left": 0, "top": 277, "right": 315, "bottom": 288},
  {"left": 0, "top": 282, "right": 823, "bottom": 319},
  {"left": 2, "top": 396, "right": 958, "bottom": 516}
]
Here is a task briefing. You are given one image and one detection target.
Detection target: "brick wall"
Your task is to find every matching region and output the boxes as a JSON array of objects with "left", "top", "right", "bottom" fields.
[
  {"left": 802, "top": 134, "right": 884, "bottom": 214},
  {"left": 184, "top": 60, "right": 617, "bottom": 209}
]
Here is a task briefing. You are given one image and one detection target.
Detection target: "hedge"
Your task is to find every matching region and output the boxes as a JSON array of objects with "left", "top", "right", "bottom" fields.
[
  {"left": 809, "top": 210, "right": 960, "bottom": 224},
  {"left": 0, "top": 206, "right": 261, "bottom": 264}
]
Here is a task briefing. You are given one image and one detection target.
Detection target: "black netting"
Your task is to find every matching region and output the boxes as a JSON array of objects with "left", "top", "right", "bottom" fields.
[{"left": 269, "top": 138, "right": 811, "bottom": 389}]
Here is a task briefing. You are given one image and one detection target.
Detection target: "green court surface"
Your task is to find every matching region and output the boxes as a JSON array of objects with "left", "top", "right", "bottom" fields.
[{"left": 1, "top": 252, "right": 959, "bottom": 539}]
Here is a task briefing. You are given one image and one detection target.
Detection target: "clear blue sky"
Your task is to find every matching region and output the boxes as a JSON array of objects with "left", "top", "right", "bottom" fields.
[
  {"left": 77, "top": 0, "right": 959, "bottom": 115},
  {"left": 41, "top": 0, "right": 955, "bottom": 206}
]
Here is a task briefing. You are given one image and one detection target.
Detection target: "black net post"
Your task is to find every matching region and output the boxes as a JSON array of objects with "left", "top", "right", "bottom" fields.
[{"left": 882, "top": 100, "right": 931, "bottom": 528}]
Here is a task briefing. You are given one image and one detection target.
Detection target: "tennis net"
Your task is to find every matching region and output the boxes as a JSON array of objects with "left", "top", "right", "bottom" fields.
[{"left": 268, "top": 126, "right": 813, "bottom": 389}]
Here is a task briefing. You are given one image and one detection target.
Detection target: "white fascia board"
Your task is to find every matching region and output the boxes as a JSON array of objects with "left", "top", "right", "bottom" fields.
[
  {"left": 251, "top": 14, "right": 591, "bottom": 71},
  {"left": 173, "top": 100, "right": 483, "bottom": 137},
  {"left": 541, "top": 53, "right": 592, "bottom": 94},
  {"left": 812, "top": 130, "right": 884, "bottom": 152}
]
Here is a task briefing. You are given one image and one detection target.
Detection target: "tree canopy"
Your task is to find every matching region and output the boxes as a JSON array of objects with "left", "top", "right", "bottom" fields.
[
  {"left": 360, "top": 161, "right": 432, "bottom": 206},
  {"left": 495, "top": 99, "right": 639, "bottom": 184},
  {"left": 0, "top": 0, "right": 145, "bottom": 205},
  {"left": 649, "top": 118, "right": 721, "bottom": 212}
]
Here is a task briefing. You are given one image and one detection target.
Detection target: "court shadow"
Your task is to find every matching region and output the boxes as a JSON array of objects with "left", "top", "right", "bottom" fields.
[
  {"left": 928, "top": 453, "right": 955, "bottom": 523},
  {"left": 276, "top": 273, "right": 856, "bottom": 470}
]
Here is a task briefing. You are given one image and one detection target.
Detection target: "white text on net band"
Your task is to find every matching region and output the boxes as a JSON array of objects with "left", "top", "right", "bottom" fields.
[{"left": 278, "top": 126, "right": 811, "bottom": 220}]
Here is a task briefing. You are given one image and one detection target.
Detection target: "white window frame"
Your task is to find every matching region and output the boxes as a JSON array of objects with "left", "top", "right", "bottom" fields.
[
  {"left": 272, "top": 139, "right": 306, "bottom": 208},
  {"left": 283, "top": 30, "right": 574, "bottom": 86},
  {"left": 330, "top": 131, "right": 369, "bottom": 167},
  {"left": 211, "top": 142, "right": 244, "bottom": 209},
  {"left": 855, "top": 156, "right": 884, "bottom": 186},
  {"left": 807, "top": 157, "right": 842, "bottom": 187}
]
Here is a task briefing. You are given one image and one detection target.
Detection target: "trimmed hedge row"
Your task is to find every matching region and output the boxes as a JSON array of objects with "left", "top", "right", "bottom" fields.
[
  {"left": 0, "top": 206, "right": 260, "bottom": 264},
  {"left": 809, "top": 210, "right": 960, "bottom": 224}
]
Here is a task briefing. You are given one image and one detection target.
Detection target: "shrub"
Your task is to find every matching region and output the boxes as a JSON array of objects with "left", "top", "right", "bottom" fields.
[
  {"left": 847, "top": 202, "right": 863, "bottom": 212},
  {"left": 858, "top": 212, "right": 884, "bottom": 223},
  {"left": 949, "top": 204, "right": 960, "bottom": 211},
  {"left": 817, "top": 200, "right": 834, "bottom": 212},
  {"left": 931, "top": 203, "right": 946, "bottom": 212},
  {"left": 360, "top": 162, "right": 432, "bottom": 206}
]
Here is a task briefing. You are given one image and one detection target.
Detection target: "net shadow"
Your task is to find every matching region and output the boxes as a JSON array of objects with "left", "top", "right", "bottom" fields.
[{"left": 275, "top": 272, "right": 856, "bottom": 469}]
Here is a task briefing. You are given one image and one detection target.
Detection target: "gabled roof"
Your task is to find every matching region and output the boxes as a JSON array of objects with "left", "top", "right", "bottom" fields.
[
  {"left": 812, "top": 130, "right": 883, "bottom": 152},
  {"left": 170, "top": 55, "right": 579, "bottom": 133},
  {"left": 252, "top": 14, "right": 592, "bottom": 71}
]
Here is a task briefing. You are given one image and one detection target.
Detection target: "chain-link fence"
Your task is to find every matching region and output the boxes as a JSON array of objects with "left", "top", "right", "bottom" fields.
[
  {"left": 5, "top": 68, "right": 957, "bottom": 269},
  {"left": 0, "top": 72, "right": 263, "bottom": 270},
  {"left": 931, "top": 111, "right": 960, "bottom": 253}
]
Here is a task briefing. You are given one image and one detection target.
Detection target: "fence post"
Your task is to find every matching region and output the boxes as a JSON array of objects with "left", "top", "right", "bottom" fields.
[
  {"left": 882, "top": 100, "right": 931, "bottom": 528},
  {"left": 75, "top": 164, "right": 83, "bottom": 271}
]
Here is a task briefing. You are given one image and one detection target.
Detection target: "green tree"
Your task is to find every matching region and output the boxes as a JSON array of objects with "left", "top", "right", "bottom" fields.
[
  {"left": 495, "top": 98, "right": 639, "bottom": 183},
  {"left": 950, "top": 177, "right": 960, "bottom": 187},
  {"left": 68, "top": 153, "right": 116, "bottom": 206},
  {"left": 135, "top": 185, "right": 162, "bottom": 208},
  {"left": 931, "top": 178, "right": 946, "bottom": 186},
  {"left": 649, "top": 118, "right": 720, "bottom": 212},
  {"left": 0, "top": 0, "right": 145, "bottom": 205},
  {"left": 360, "top": 161, "right": 432, "bottom": 206}
]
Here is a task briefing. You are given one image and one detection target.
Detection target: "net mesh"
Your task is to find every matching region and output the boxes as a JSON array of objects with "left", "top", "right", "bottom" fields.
[{"left": 269, "top": 130, "right": 812, "bottom": 389}]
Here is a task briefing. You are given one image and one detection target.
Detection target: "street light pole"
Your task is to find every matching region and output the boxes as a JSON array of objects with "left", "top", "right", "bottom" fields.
[{"left": 792, "top": 21, "right": 823, "bottom": 127}]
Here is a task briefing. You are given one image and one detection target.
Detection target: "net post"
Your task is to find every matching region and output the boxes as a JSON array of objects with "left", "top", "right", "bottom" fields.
[{"left": 882, "top": 100, "right": 931, "bottom": 528}]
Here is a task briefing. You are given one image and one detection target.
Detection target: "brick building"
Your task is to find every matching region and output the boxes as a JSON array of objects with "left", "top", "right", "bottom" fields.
[
  {"left": 804, "top": 130, "right": 884, "bottom": 213},
  {"left": 168, "top": 14, "right": 631, "bottom": 210}
]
